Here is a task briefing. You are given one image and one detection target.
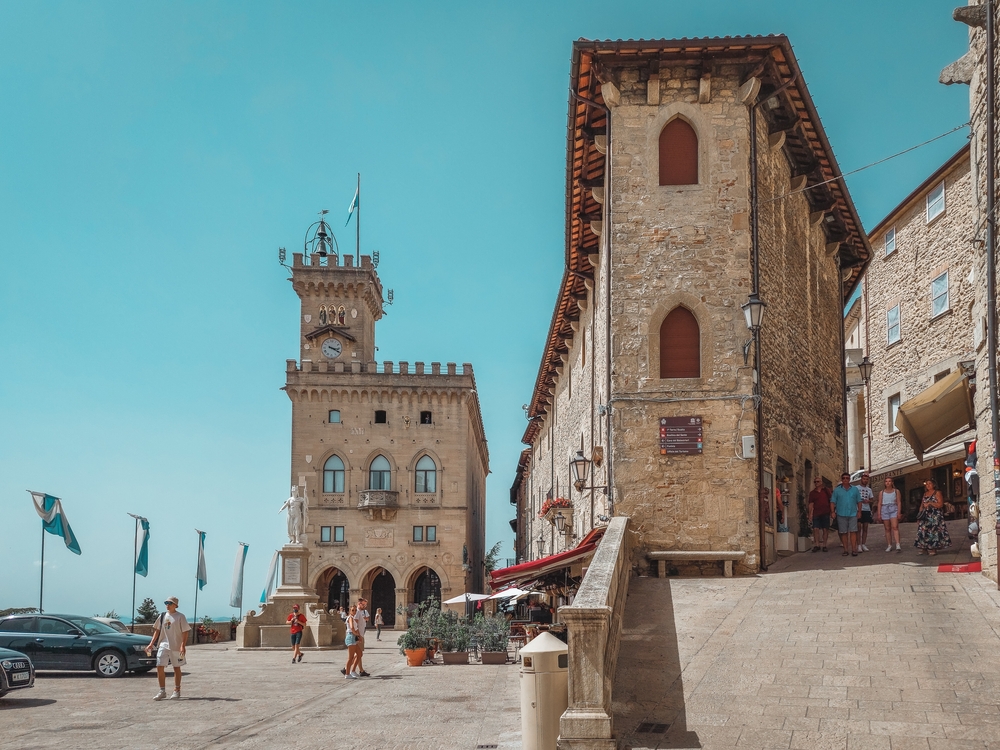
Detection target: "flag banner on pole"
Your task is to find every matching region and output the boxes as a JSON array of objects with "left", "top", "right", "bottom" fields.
[
  {"left": 260, "top": 550, "right": 280, "bottom": 604},
  {"left": 29, "top": 492, "right": 81, "bottom": 555},
  {"left": 135, "top": 518, "right": 150, "bottom": 577},
  {"left": 345, "top": 186, "right": 359, "bottom": 226},
  {"left": 195, "top": 530, "right": 208, "bottom": 591},
  {"left": 230, "top": 543, "right": 249, "bottom": 608}
]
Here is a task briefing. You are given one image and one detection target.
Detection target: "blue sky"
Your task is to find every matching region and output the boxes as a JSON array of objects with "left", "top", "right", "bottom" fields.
[{"left": 0, "top": 1, "right": 970, "bottom": 619}]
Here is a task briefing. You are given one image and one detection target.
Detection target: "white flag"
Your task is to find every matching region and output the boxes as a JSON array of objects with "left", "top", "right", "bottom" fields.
[{"left": 230, "top": 543, "right": 249, "bottom": 608}]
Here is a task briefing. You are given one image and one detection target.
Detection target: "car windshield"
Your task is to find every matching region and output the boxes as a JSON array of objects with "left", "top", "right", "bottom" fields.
[{"left": 62, "top": 616, "right": 120, "bottom": 635}]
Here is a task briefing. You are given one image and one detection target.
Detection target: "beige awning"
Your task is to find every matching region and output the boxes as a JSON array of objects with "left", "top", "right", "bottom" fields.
[{"left": 894, "top": 371, "right": 975, "bottom": 463}]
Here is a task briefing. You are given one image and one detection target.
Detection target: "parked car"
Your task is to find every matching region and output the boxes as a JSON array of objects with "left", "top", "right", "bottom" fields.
[
  {"left": 94, "top": 617, "right": 129, "bottom": 634},
  {"left": 0, "top": 647, "right": 35, "bottom": 697},
  {"left": 0, "top": 614, "right": 155, "bottom": 677}
]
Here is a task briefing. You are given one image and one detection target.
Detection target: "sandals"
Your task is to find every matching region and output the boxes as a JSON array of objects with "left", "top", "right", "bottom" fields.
[
  {"left": 822, "top": 546, "right": 827, "bottom": 552},
  {"left": 842, "top": 551, "right": 849, "bottom": 556}
]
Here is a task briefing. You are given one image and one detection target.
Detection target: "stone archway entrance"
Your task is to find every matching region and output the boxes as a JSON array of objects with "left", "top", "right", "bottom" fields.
[
  {"left": 368, "top": 568, "right": 396, "bottom": 628},
  {"left": 412, "top": 567, "right": 441, "bottom": 607},
  {"left": 327, "top": 570, "right": 350, "bottom": 612}
]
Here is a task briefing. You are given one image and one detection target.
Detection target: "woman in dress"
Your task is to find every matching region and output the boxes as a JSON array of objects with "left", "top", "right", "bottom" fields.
[
  {"left": 344, "top": 604, "right": 361, "bottom": 678},
  {"left": 374, "top": 608, "right": 384, "bottom": 641},
  {"left": 914, "top": 479, "right": 951, "bottom": 556},
  {"left": 875, "top": 477, "right": 902, "bottom": 552}
]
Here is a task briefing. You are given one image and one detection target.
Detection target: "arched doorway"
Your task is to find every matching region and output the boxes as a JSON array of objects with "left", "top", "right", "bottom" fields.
[
  {"left": 412, "top": 567, "right": 441, "bottom": 607},
  {"left": 327, "top": 570, "right": 350, "bottom": 612},
  {"left": 368, "top": 568, "right": 396, "bottom": 628}
]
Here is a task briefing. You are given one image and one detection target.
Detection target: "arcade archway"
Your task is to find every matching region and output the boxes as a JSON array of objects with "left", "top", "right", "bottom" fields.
[
  {"left": 325, "top": 569, "right": 350, "bottom": 612},
  {"left": 412, "top": 566, "right": 441, "bottom": 607},
  {"left": 364, "top": 567, "right": 397, "bottom": 628}
]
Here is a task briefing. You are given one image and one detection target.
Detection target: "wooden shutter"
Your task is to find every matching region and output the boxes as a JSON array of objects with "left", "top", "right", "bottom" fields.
[
  {"left": 659, "top": 307, "right": 700, "bottom": 378},
  {"left": 658, "top": 119, "right": 698, "bottom": 186}
]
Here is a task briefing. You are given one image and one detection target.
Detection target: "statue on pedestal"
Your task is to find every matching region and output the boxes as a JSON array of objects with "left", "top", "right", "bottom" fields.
[{"left": 279, "top": 486, "right": 308, "bottom": 545}]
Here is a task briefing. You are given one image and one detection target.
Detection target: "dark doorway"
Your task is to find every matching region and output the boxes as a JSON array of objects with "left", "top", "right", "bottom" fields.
[
  {"left": 413, "top": 568, "right": 441, "bottom": 607},
  {"left": 370, "top": 568, "right": 396, "bottom": 627},
  {"left": 328, "top": 571, "right": 349, "bottom": 611}
]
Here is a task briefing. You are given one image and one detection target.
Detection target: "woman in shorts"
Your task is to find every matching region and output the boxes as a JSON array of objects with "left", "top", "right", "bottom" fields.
[
  {"left": 875, "top": 476, "right": 902, "bottom": 552},
  {"left": 344, "top": 605, "right": 362, "bottom": 678}
]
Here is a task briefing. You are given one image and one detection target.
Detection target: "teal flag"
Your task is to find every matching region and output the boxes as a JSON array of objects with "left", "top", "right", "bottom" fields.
[
  {"left": 30, "top": 491, "right": 81, "bottom": 555},
  {"left": 135, "top": 518, "right": 150, "bottom": 577},
  {"left": 260, "top": 550, "right": 280, "bottom": 604},
  {"left": 195, "top": 530, "right": 208, "bottom": 591},
  {"left": 345, "top": 185, "right": 359, "bottom": 226}
]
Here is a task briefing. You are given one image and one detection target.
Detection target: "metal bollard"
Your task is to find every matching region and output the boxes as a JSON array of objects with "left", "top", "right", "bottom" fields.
[{"left": 519, "top": 632, "right": 568, "bottom": 750}]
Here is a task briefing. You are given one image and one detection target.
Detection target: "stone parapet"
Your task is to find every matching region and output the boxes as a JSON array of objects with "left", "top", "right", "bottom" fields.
[{"left": 557, "top": 517, "right": 632, "bottom": 749}]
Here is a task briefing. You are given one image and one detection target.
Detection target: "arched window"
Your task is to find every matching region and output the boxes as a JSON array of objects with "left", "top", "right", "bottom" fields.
[
  {"left": 659, "top": 307, "right": 700, "bottom": 378},
  {"left": 323, "top": 455, "right": 345, "bottom": 493},
  {"left": 413, "top": 568, "right": 441, "bottom": 607},
  {"left": 369, "top": 455, "right": 391, "bottom": 490},
  {"left": 658, "top": 118, "right": 698, "bottom": 186},
  {"left": 415, "top": 455, "right": 437, "bottom": 493}
]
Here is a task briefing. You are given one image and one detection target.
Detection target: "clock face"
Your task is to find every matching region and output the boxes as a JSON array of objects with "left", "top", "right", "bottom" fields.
[{"left": 321, "top": 338, "right": 343, "bottom": 359}]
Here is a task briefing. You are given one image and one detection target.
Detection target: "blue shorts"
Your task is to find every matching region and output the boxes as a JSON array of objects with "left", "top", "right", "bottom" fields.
[
  {"left": 345, "top": 633, "right": 357, "bottom": 646},
  {"left": 290, "top": 631, "right": 302, "bottom": 646}
]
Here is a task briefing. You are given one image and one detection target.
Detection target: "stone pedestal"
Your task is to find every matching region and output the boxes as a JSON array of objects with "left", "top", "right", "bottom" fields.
[{"left": 237, "top": 544, "right": 340, "bottom": 649}]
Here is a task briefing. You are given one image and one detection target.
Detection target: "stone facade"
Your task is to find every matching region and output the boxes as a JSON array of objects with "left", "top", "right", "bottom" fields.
[
  {"left": 517, "top": 38, "right": 864, "bottom": 575},
  {"left": 283, "top": 249, "right": 489, "bottom": 626}
]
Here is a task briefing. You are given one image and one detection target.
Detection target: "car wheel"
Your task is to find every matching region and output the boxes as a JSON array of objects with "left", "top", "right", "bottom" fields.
[
  {"left": 0, "top": 689, "right": 7, "bottom": 698},
  {"left": 95, "top": 649, "right": 126, "bottom": 677}
]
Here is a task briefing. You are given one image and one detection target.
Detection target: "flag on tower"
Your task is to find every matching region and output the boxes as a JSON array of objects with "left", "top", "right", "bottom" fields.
[
  {"left": 29, "top": 492, "right": 81, "bottom": 555},
  {"left": 345, "top": 184, "right": 359, "bottom": 226},
  {"left": 135, "top": 518, "right": 150, "bottom": 577},
  {"left": 195, "top": 530, "right": 208, "bottom": 590}
]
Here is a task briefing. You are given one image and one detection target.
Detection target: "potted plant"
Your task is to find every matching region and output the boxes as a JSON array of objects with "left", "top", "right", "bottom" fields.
[
  {"left": 435, "top": 610, "right": 471, "bottom": 665},
  {"left": 397, "top": 597, "right": 438, "bottom": 667},
  {"left": 797, "top": 490, "right": 812, "bottom": 552},
  {"left": 473, "top": 613, "right": 510, "bottom": 665}
]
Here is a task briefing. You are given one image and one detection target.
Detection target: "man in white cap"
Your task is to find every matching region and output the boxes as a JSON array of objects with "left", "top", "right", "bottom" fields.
[{"left": 145, "top": 596, "right": 191, "bottom": 700}]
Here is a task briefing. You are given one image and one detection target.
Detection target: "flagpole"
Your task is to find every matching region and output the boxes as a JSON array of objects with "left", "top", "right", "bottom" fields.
[
  {"left": 193, "top": 530, "right": 200, "bottom": 646},
  {"left": 356, "top": 172, "right": 360, "bottom": 256},
  {"left": 129, "top": 514, "right": 139, "bottom": 633},
  {"left": 39, "top": 522, "right": 45, "bottom": 614}
]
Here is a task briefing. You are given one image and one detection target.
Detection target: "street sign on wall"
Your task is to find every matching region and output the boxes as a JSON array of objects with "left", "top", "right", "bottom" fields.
[{"left": 659, "top": 416, "right": 703, "bottom": 455}]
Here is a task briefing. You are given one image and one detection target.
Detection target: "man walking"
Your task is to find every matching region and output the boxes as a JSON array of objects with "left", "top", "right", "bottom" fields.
[
  {"left": 832, "top": 472, "right": 862, "bottom": 557},
  {"left": 808, "top": 478, "right": 832, "bottom": 552},
  {"left": 857, "top": 473, "right": 874, "bottom": 552},
  {"left": 287, "top": 604, "right": 306, "bottom": 664},
  {"left": 145, "top": 596, "right": 191, "bottom": 701}
]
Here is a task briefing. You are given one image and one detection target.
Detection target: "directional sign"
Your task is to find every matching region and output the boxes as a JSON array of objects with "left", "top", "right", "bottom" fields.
[{"left": 659, "top": 416, "right": 703, "bottom": 455}]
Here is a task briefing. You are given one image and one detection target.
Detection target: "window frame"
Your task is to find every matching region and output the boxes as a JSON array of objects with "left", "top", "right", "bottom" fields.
[
  {"left": 320, "top": 526, "right": 332, "bottom": 543},
  {"left": 419, "top": 411, "right": 432, "bottom": 425},
  {"left": 887, "top": 304, "right": 901, "bottom": 345},
  {"left": 334, "top": 526, "right": 345, "bottom": 543},
  {"left": 658, "top": 117, "right": 699, "bottom": 186},
  {"left": 926, "top": 181, "right": 945, "bottom": 222},
  {"left": 412, "top": 526, "right": 423, "bottom": 542},
  {"left": 888, "top": 394, "right": 901, "bottom": 434},
  {"left": 374, "top": 410, "right": 387, "bottom": 424},
  {"left": 368, "top": 455, "right": 392, "bottom": 490},
  {"left": 415, "top": 455, "right": 437, "bottom": 494},
  {"left": 658, "top": 306, "right": 701, "bottom": 379},
  {"left": 931, "top": 271, "right": 949, "bottom": 317},
  {"left": 328, "top": 410, "right": 341, "bottom": 423},
  {"left": 323, "top": 455, "right": 345, "bottom": 494},
  {"left": 884, "top": 226, "right": 896, "bottom": 257},
  {"left": 426, "top": 525, "right": 437, "bottom": 542}
]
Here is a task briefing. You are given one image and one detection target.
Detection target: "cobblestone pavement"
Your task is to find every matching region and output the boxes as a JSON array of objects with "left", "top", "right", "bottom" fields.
[
  {"left": 614, "top": 522, "right": 1000, "bottom": 750},
  {"left": 0, "top": 636, "right": 520, "bottom": 750}
]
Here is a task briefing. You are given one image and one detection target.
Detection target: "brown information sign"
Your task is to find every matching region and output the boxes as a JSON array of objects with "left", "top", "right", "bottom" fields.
[{"left": 659, "top": 416, "right": 703, "bottom": 455}]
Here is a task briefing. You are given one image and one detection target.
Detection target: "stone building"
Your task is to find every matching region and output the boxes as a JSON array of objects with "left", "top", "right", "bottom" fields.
[
  {"left": 844, "top": 292, "right": 870, "bottom": 476},
  {"left": 850, "top": 146, "right": 976, "bottom": 522},
  {"left": 277, "top": 224, "right": 489, "bottom": 627},
  {"left": 513, "top": 37, "right": 870, "bottom": 573}
]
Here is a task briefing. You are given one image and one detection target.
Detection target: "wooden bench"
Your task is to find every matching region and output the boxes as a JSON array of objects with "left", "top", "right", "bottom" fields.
[{"left": 648, "top": 550, "right": 746, "bottom": 578}]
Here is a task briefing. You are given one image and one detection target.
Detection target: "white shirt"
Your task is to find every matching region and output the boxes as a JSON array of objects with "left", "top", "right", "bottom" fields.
[
  {"left": 859, "top": 485, "right": 874, "bottom": 511},
  {"left": 356, "top": 608, "right": 369, "bottom": 637},
  {"left": 156, "top": 611, "right": 191, "bottom": 652}
]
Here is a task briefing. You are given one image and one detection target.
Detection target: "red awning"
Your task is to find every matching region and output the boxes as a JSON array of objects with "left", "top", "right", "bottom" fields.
[{"left": 490, "top": 526, "right": 606, "bottom": 588}]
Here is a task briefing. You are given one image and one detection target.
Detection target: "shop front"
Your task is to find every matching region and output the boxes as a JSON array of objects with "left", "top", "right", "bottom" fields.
[{"left": 871, "top": 443, "right": 971, "bottom": 522}]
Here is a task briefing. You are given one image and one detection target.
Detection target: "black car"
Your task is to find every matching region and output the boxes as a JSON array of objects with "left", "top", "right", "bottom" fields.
[
  {"left": 0, "top": 614, "right": 155, "bottom": 677},
  {"left": 0, "top": 647, "right": 35, "bottom": 697}
]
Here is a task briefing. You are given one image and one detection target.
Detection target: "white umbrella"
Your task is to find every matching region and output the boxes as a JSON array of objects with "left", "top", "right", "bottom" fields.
[
  {"left": 442, "top": 593, "right": 490, "bottom": 605},
  {"left": 487, "top": 587, "right": 538, "bottom": 600}
]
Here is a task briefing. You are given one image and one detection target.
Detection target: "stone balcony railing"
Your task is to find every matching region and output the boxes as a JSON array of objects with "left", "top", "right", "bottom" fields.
[{"left": 357, "top": 490, "right": 398, "bottom": 509}]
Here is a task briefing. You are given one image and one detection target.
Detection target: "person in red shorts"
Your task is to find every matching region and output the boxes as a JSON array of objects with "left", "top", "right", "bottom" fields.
[
  {"left": 808, "top": 478, "right": 832, "bottom": 552},
  {"left": 287, "top": 604, "right": 306, "bottom": 664}
]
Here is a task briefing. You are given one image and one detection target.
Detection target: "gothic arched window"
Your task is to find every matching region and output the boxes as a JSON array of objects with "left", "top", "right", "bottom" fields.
[
  {"left": 659, "top": 307, "right": 700, "bottom": 378},
  {"left": 658, "top": 118, "right": 698, "bottom": 186},
  {"left": 323, "top": 455, "right": 345, "bottom": 493},
  {"left": 415, "top": 455, "right": 437, "bottom": 494},
  {"left": 369, "top": 455, "right": 392, "bottom": 490}
]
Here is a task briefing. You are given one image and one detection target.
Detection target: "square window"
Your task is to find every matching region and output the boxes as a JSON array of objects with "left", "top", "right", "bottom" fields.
[
  {"left": 887, "top": 304, "right": 900, "bottom": 345},
  {"left": 926, "top": 181, "right": 945, "bottom": 222},
  {"left": 884, "top": 227, "right": 896, "bottom": 256},
  {"left": 329, "top": 410, "right": 341, "bottom": 423},
  {"left": 426, "top": 526, "right": 436, "bottom": 542},
  {"left": 320, "top": 526, "right": 332, "bottom": 543},
  {"left": 374, "top": 410, "right": 387, "bottom": 424},
  {"left": 334, "top": 526, "right": 344, "bottom": 543},
  {"left": 931, "top": 271, "right": 949, "bottom": 317},
  {"left": 412, "top": 526, "right": 423, "bottom": 542},
  {"left": 420, "top": 411, "right": 432, "bottom": 425},
  {"left": 888, "top": 394, "right": 901, "bottom": 434}
]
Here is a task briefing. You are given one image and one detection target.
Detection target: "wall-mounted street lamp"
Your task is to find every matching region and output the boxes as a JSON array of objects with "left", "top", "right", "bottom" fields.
[
  {"left": 741, "top": 292, "right": 767, "bottom": 332},
  {"left": 535, "top": 533, "right": 545, "bottom": 559},
  {"left": 570, "top": 450, "right": 609, "bottom": 493},
  {"left": 858, "top": 356, "right": 874, "bottom": 384}
]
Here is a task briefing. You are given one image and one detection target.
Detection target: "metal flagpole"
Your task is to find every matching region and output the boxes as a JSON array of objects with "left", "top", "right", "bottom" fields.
[
  {"left": 129, "top": 514, "right": 139, "bottom": 633},
  {"left": 356, "top": 172, "right": 360, "bottom": 256},
  {"left": 39, "top": 523, "right": 45, "bottom": 614},
  {"left": 193, "top": 533, "right": 200, "bottom": 645}
]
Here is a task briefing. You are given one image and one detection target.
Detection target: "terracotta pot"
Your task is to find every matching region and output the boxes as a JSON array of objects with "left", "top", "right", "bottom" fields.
[
  {"left": 404, "top": 648, "right": 427, "bottom": 667},
  {"left": 441, "top": 651, "right": 469, "bottom": 665},
  {"left": 481, "top": 651, "right": 508, "bottom": 665}
]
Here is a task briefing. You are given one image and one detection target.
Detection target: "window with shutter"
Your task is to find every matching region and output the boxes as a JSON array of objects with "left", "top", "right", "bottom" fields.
[
  {"left": 659, "top": 307, "right": 700, "bottom": 378},
  {"left": 658, "top": 118, "right": 698, "bottom": 186}
]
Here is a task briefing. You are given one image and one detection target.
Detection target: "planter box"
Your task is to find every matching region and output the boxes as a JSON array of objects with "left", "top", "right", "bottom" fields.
[
  {"left": 775, "top": 531, "right": 795, "bottom": 554},
  {"left": 797, "top": 537, "right": 811, "bottom": 553},
  {"left": 404, "top": 648, "right": 427, "bottom": 667},
  {"left": 441, "top": 651, "right": 469, "bottom": 665},
  {"left": 481, "top": 651, "right": 508, "bottom": 665}
]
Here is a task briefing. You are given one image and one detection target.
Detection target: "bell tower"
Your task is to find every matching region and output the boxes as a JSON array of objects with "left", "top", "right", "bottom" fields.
[{"left": 287, "top": 212, "right": 384, "bottom": 366}]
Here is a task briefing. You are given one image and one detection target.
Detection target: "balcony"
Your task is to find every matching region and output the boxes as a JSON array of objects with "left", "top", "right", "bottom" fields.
[{"left": 358, "top": 490, "right": 399, "bottom": 521}]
